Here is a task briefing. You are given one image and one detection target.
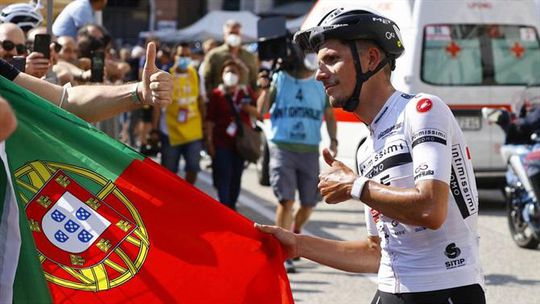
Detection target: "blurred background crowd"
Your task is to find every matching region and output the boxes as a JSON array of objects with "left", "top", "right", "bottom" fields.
[
  {"left": 0, "top": 0, "right": 317, "bottom": 211},
  {"left": 0, "top": 0, "right": 311, "bottom": 149}
]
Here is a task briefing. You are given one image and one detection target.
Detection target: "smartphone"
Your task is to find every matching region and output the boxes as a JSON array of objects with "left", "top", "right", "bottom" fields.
[
  {"left": 90, "top": 50, "right": 105, "bottom": 82},
  {"left": 33, "top": 34, "right": 51, "bottom": 59},
  {"left": 6, "top": 56, "right": 26, "bottom": 72}
]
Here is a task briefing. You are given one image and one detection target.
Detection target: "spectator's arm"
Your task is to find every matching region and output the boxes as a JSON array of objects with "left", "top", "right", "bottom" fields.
[
  {"left": 256, "top": 70, "right": 274, "bottom": 116},
  {"left": 13, "top": 43, "right": 172, "bottom": 122}
]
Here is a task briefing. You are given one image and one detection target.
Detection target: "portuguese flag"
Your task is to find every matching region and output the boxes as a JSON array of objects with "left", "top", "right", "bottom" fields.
[{"left": 0, "top": 76, "right": 293, "bottom": 303}]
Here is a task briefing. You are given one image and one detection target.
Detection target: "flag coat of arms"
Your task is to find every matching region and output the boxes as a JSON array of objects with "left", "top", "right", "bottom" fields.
[{"left": 0, "top": 76, "right": 293, "bottom": 303}]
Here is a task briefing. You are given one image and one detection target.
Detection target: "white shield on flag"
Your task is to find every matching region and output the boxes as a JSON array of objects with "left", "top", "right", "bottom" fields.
[{"left": 42, "top": 192, "right": 111, "bottom": 254}]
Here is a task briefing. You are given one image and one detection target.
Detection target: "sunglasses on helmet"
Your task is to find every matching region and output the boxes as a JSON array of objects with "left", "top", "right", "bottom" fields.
[
  {"left": 1, "top": 40, "right": 27, "bottom": 55},
  {"left": 293, "top": 25, "right": 342, "bottom": 53}
]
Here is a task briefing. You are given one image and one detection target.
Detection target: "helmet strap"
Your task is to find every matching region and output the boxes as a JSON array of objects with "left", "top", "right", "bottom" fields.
[{"left": 342, "top": 41, "right": 392, "bottom": 112}]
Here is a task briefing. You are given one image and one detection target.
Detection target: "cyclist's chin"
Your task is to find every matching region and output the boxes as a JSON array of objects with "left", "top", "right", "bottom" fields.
[{"left": 329, "top": 96, "right": 347, "bottom": 109}]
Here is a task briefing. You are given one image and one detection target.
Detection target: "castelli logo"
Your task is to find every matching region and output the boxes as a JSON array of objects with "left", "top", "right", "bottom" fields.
[{"left": 416, "top": 98, "right": 432, "bottom": 113}]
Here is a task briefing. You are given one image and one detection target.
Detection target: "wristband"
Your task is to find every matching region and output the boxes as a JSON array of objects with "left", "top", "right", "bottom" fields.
[
  {"left": 58, "top": 83, "right": 72, "bottom": 109},
  {"left": 330, "top": 138, "right": 338, "bottom": 145},
  {"left": 351, "top": 176, "right": 368, "bottom": 200},
  {"left": 130, "top": 82, "right": 142, "bottom": 104}
]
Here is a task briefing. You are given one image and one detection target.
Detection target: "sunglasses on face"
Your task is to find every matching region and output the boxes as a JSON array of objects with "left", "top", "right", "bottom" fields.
[
  {"left": 53, "top": 41, "right": 62, "bottom": 53},
  {"left": 1, "top": 40, "right": 27, "bottom": 55}
]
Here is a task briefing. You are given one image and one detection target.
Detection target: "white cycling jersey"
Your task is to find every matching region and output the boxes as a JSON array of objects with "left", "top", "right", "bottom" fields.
[{"left": 357, "top": 91, "right": 485, "bottom": 294}]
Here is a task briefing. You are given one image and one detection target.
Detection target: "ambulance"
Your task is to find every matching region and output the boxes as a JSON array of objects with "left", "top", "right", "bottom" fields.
[{"left": 257, "top": 0, "right": 540, "bottom": 188}]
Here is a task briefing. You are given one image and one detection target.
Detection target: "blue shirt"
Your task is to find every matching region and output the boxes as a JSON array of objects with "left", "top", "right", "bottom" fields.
[
  {"left": 52, "top": 0, "right": 94, "bottom": 38},
  {"left": 269, "top": 71, "right": 327, "bottom": 148}
]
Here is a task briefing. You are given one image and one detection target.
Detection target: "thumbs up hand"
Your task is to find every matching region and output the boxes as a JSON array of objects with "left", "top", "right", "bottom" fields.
[
  {"left": 139, "top": 42, "right": 172, "bottom": 105},
  {"left": 318, "top": 148, "right": 358, "bottom": 204}
]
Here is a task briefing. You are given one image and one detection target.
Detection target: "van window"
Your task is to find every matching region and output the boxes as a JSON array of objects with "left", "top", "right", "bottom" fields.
[{"left": 422, "top": 24, "right": 540, "bottom": 86}]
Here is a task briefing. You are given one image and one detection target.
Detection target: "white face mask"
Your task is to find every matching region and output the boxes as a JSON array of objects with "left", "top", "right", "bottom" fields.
[
  {"left": 225, "top": 34, "right": 242, "bottom": 47},
  {"left": 303, "top": 53, "right": 319, "bottom": 71},
  {"left": 223, "top": 72, "right": 239, "bottom": 87}
]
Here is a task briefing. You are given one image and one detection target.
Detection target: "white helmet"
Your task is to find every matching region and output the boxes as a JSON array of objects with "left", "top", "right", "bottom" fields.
[{"left": 0, "top": 1, "right": 43, "bottom": 32}]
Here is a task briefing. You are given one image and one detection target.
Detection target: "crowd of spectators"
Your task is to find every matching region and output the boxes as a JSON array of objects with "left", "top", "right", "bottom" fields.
[{"left": 0, "top": 1, "right": 334, "bottom": 233}]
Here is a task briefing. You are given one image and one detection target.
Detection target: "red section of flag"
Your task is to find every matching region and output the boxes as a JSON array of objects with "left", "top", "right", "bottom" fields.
[{"left": 47, "top": 158, "right": 293, "bottom": 304}]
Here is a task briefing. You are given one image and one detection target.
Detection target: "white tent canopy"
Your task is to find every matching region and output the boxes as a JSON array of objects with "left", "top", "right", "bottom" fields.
[{"left": 140, "top": 10, "right": 260, "bottom": 43}]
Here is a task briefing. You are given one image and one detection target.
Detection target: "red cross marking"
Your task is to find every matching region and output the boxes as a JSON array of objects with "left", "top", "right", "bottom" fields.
[
  {"left": 511, "top": 42, "right": 525, "bottom": 58},
  {"left": 446, "top": 41, "right": 461, "bottom": 58}
]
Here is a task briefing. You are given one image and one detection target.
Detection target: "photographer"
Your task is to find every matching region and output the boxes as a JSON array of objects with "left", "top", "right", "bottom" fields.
[{"left": 257, "top": 42, "right": 337, "bottom": 273}]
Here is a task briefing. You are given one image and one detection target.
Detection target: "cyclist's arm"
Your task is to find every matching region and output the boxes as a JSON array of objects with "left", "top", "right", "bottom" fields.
[
  {"left": 297, "top": 235, "right": 381, "bottom": 273},
  {"left": 256, "top": 223, "right": 381, "bottom": 273},
  {"left": 358, "top": 179, "right": 449, "bottom": 229}
]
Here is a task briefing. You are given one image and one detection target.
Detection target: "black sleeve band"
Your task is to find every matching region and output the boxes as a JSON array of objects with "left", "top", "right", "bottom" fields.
[{"left": 0, "top": 58, "right": 21, "bottom": 81}]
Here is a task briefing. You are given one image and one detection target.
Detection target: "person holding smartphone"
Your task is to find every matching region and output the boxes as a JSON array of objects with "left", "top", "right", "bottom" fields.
[{"left": 0, "top": 23, "right": 49, "bottom": 79}]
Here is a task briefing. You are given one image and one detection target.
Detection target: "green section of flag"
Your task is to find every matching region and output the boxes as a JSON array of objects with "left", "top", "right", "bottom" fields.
[
  {"left": 12, "top": 199, "right": 52, "bottom": 304},
  {"left": 1, "top": 149, "right": 51, "bottom": 303}
]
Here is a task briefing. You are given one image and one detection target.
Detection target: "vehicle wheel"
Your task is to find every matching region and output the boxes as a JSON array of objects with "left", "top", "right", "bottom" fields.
[
  {"left": 257, "top": 136, "right": 270, "bottom": 186},
  {"left": 506, "top": 192, "right": 540, "bottom": 249}
]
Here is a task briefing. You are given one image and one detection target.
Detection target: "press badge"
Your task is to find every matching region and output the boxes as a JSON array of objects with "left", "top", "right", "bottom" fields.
[
  {"left": 226, "top": 121, "right": 237, "bottom": 137},
  {"left": 177, "top": 108, "right": 188, "bottom": 123}
]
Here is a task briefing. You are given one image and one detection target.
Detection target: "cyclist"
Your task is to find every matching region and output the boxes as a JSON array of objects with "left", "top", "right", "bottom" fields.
[{"left": 257, "top": 7, "right": 486, "bottom": 303}]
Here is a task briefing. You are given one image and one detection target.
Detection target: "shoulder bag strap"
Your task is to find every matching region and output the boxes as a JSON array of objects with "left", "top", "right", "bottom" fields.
[{"left": 225, "top": 93, "right": 244, "bottom": 136}]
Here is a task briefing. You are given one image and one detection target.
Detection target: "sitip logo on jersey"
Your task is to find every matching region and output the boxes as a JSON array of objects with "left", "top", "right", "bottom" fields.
[{"left": 26, "top": 170, "right": 137, "bottom": 268}]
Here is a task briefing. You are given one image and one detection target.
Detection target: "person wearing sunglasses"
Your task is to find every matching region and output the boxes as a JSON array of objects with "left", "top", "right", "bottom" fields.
[
  {"left": 0, "top": 23, "right": 26, "bottom": 58},
  {"left": 0, "top": 23, "right": 50, "bottom": 79}
]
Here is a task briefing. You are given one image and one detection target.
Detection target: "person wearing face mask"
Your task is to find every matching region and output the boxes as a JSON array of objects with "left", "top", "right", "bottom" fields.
[
  {"left": 202, "top": 19, "right": 259, "bottom": 96},
  {"left": 151, "top": 42, "right": 205, "bottom": 184},
  {"left": 257, "top": 42, "right": 337, "bottom": 273},
  {"left": 205, "top": 60, "right": 259, "bottom": 210}
]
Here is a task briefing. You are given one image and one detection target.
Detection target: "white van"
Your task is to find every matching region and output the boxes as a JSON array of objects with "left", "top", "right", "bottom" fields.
[{"left": 257, "top": 0, "right": 540, "bottom": 188}]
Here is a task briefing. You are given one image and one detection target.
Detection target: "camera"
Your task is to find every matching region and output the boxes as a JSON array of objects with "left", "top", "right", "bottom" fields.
[
  {"left": 257, "top": 16, "right": 288, "bottom": 61},
  {"left": 257, "top": 17, "right": 306, "bottom": 72}
]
